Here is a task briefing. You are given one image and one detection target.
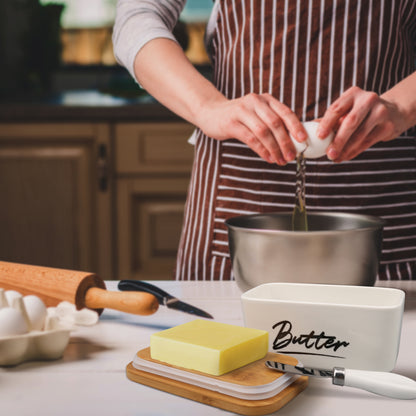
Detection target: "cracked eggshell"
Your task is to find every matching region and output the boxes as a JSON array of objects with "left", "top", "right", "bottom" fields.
[
  {"left": 291, "top": 121, "right": 334, "bottom": 159},
  {"left": 54, "top": 301, "right": 99, "bottom": 326}
]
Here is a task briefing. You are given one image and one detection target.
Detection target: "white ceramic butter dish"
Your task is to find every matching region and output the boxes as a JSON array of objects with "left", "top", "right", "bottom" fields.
[{"left": 241, "top": 283, "right": 405, "bottom": 372}]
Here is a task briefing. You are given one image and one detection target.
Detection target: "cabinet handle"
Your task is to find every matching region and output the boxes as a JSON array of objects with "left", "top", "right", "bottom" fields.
[{"left": 97, "top": 144, "right": 109, "bottom": 192}]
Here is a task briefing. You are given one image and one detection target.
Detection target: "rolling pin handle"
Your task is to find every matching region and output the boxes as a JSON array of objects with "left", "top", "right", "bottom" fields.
[{"left": 84, "top": 287, "right": 159, "bottom": 316}]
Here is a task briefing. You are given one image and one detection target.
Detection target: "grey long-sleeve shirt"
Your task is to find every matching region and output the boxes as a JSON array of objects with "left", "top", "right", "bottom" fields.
[
  {"left": 112, "top": 0, "right": 218, "bottom": 81},
  {"left": 112, "top": 0, "right": 184, "bottom": 80}
]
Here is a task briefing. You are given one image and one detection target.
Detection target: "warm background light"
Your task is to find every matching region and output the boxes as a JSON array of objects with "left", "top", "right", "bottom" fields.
[{"left": 39, "top": 0, "right": 213, "bottom": 65}]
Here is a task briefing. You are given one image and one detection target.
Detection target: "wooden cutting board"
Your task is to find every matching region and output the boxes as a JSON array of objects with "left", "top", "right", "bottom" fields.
[{"left": 126, "top": 348, "right": 308, "bottom": 415}]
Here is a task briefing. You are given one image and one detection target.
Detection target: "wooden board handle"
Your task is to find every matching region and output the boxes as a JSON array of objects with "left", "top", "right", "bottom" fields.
[{"left": 84, "top": 287, "right": 159, "bottom": 316}]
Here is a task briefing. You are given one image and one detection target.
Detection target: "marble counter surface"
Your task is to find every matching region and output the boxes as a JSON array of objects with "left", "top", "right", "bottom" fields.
[{"left": 1, "top": 280, "right": 415, "bottom": 416}]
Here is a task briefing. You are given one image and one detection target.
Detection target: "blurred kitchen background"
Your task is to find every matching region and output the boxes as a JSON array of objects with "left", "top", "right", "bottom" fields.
[
  {"left": 0, "top": 0, "right": 213, "bottom": 280},
  {"left": 0, "top": 0, "right": 213, "bottom": 99}
]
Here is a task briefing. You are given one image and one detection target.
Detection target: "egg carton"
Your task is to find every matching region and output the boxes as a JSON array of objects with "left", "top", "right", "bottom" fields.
[{"left": 0, "top": 288, "right": 99, "bottom": 366}]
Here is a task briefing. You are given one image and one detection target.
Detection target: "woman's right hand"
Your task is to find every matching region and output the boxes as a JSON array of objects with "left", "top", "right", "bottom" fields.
[{"left": 195, "top": 93, "right": 307, "bottom": 165}]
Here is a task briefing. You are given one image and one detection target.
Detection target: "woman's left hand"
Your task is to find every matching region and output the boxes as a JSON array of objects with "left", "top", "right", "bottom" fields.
[{"left": 317, "top": 86, "right": 408, "bottom": 162}]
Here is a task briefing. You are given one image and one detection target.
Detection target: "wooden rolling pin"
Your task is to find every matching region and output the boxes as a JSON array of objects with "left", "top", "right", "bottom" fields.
[{"left": 0, "top": 261, "right": 159, "bottom": 316}]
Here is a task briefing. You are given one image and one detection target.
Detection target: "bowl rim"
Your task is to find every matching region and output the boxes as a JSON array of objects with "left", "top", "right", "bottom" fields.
[{"left": 225, "top": 211, "right": 386, "bottom": 234}]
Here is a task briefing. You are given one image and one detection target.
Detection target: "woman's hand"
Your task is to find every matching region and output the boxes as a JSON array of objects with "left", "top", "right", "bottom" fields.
[
  {"left": 318, "top": 86, "right": 409, "bottom": 162},
  {"left": 195, "top": 93, "right": 307, "bottom": 165},
  {"left": 133, "top": 39, "right": 307, "bottom": 165}
]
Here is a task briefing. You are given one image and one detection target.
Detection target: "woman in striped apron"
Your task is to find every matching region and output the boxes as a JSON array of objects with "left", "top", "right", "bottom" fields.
[{"left": 113, "top": 0, "right": 416, "bottom": 281}]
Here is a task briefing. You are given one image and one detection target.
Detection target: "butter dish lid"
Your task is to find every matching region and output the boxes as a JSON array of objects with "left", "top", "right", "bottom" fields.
[{"left": 133, "top": 347, "right": 298, "bottom": 400}]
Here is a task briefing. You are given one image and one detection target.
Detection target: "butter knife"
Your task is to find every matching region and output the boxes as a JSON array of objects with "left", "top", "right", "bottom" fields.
[
  {"left": 117, "top": 280, "right": 213, "bottom": 319},
  {"left": 265, "top": 360, "right": 416, "bottom": 400}
]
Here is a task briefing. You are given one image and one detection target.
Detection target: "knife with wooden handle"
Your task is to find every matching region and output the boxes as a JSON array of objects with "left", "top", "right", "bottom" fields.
[
  {"left": 118, "top": 280, "right": 213, "bottom": 318},
  {"left": 84, "top": 287, "right": 158, "bottom": 315}
]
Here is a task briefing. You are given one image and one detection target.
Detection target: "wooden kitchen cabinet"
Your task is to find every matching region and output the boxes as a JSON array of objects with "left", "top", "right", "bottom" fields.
[
  {"left": 115, "top": 123, "right": 194, "bottom": 280},
  {"left": 0, "top": 120, "right": 194, "bottom": 281},
  {"left": 0, "top": 123, "right": 113, "bottom": 279}
]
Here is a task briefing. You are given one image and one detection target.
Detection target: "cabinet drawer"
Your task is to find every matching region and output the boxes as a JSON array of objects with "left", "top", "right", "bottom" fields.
[{"left": 115, "top": 123, "right": 195, "bottom": 174}]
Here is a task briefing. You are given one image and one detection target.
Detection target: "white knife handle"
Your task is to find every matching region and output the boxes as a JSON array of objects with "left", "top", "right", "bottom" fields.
[{"left": 342, "top": 369, "right": 416, "bottom": 400}]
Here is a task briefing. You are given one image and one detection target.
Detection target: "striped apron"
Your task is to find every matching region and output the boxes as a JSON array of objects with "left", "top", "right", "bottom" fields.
[{"left": 176, "top": 0, "right": 416, "bottom": 281}]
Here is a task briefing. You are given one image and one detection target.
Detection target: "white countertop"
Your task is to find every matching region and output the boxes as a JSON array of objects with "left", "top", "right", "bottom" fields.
[{"left": 1, "top": 280, "right": 415, "bottom": 416}]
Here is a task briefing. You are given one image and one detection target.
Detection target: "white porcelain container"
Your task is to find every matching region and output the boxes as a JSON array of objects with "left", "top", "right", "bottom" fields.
[{"left": 241, "top": 283, "right": 405, "bottom": 371}]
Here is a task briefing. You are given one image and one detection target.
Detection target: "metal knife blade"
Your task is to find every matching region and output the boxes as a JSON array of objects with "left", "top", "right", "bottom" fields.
[
  {"left": 117, "top": 280, "right": 213, "bottom": 319},
  {"left": 164, "top": 297, "right": 214, "bottom": 319},
  {"left": 265, "top": 360, "right": 333, "bottom": 378},
  {"left": 265, "top": 360, "right": 416, "bottom": 399}
]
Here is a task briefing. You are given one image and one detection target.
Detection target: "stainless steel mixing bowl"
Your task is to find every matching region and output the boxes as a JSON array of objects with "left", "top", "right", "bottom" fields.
[{"left": 225, "top": 212, "right": 385, "bottom": 292}]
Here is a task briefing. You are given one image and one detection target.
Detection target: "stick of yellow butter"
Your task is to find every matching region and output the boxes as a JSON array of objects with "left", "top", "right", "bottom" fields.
[{"left": 150, "top": 319, "right": 268, "bottom": 376}]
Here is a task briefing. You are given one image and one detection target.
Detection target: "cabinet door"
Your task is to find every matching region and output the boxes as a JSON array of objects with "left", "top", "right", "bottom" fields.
[
  {"left": 115, "top": 123, "right": 194, "bottom": 280},
  {"left": 117, "top": 177, "right": 190, "bottom": 280},
  {"left": 0, "top": 124, "right": 113, "bottom": 278}
]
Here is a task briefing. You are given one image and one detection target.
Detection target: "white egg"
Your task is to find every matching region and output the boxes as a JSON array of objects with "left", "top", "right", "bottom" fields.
[
  {"left": 23, "top": 295, "right": 47, "bottom": 331},
  {"left": 0, "top": 307, "right": 29, "bottom": 337},
  {"left": 291, "top": 121, "right": 334, "bottom": 159}
]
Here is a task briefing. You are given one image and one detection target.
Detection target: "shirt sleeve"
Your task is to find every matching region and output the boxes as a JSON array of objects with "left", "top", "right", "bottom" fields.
[{"left": 112, "top": 0, "right": 186, "bottom": 81}]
